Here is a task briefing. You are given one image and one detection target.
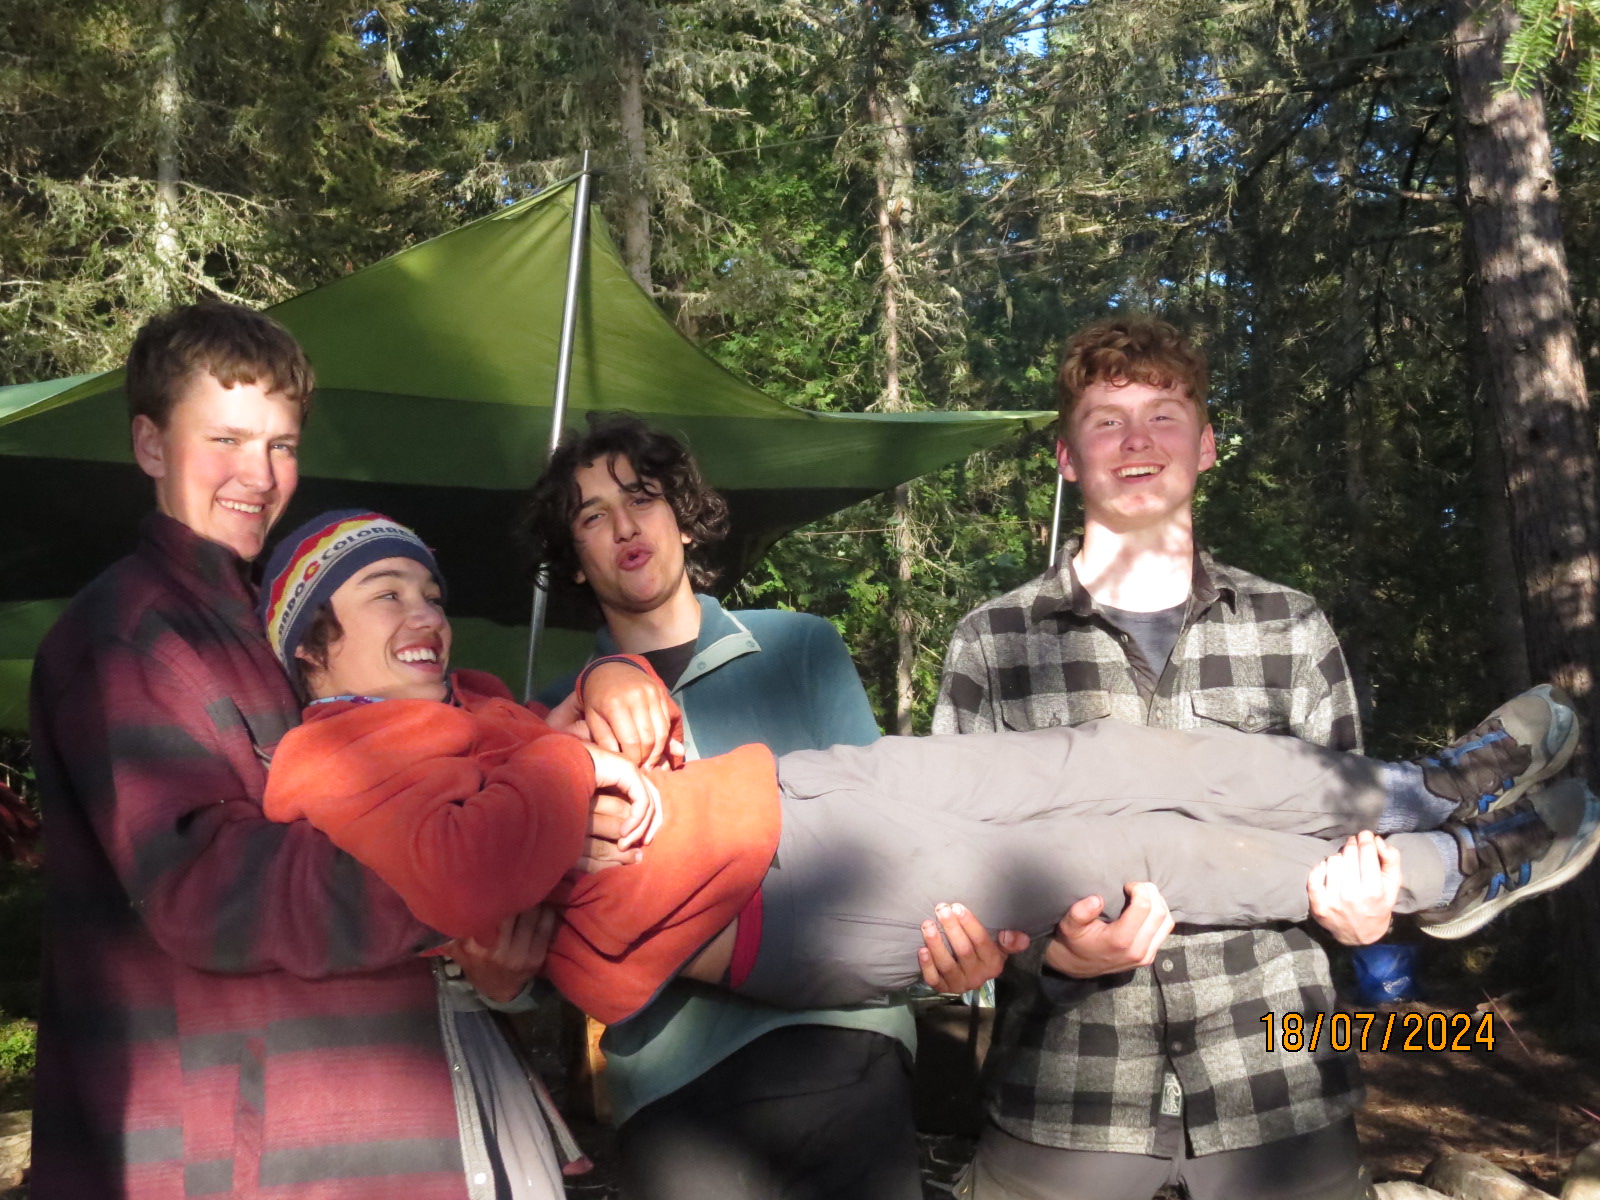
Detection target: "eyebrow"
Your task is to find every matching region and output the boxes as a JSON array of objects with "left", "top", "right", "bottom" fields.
[
  {"left": 353, "top": 567, "right": 414, "bottom": 587},
  {"left": 209, "top": 424, "right": 299, "bottom": 442}
]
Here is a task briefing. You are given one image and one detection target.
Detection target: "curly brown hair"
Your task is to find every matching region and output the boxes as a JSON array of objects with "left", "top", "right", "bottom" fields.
[
  {"left": 522, "top": 414, "right": 730, "bottom": 610},
  {"left": 1056, "top": 315, "right": 1207, "bottom": 433}
]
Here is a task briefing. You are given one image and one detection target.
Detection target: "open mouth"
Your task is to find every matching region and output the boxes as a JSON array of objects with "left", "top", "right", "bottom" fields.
[
  {"left": 1114, "top": 464, "right": 1163, "bottom": 479},
  {"left": 395, "top": 645, "right": 442, "bottom": 667},
  {"left": 218, "top": 498, "right": 266, "bottom": 515}
]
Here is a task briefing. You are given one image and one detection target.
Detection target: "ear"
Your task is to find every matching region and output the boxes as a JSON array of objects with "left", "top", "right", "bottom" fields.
[
  {"left": 574, "top": 568, "right": 587, "bottom": 586},
  {"left": 680, "top": 531, "right": 692, "bottom": 546},
  {"left": 1055, "top": 437, "right": 1079, "bottom": 483},
  {"left": 131, "top": 415, "right": 167, "bottom": 480},
  {"left": 1197, "top": 423, "right": 1218, "bottom": 473}
]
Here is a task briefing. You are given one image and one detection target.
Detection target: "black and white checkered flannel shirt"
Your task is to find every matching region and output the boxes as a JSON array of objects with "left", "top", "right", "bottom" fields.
[{"left": 933, "top": 543, "right": 1365, "bottom": 1156}]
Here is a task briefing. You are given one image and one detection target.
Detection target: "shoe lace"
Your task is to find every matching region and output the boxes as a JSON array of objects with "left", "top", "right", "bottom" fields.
[
  {"left": 1421, "top": 719, "right": 1532, "bottom": 815},
  {"left": 1466, "top": 804, "right": 1554, "bottom": 899}
]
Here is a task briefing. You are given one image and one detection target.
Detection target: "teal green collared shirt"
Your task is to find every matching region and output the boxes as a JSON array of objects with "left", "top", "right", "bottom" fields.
[{"left": 544, "top": 594, "right": 917, "bottom": 1125}]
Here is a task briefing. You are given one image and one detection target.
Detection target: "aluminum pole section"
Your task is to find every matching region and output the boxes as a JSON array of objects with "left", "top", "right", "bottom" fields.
[
  {"left": 1047, "top": 471, "right": 1066, "bottom": 570},
  {"left": 524, "top": 152, "right": 595, "bottom": 701}
]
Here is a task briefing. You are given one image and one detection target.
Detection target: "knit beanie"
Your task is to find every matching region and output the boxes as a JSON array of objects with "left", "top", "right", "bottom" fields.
[{"left": 257, "top": 509, "right": 443, "bottom": 674}]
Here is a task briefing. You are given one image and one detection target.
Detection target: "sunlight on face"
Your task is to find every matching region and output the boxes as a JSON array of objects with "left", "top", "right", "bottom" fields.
[{"left": 300, "top": 556, "right": 452, "bottom": 702}]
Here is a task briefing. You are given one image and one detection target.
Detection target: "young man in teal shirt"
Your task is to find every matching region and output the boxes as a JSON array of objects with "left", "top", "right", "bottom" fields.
[{"left": 527, "top": 415, "right": 1008, "bottom": 1200}]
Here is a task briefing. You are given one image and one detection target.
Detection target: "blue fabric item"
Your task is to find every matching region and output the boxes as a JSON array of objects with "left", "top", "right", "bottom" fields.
[
  {"left": 540, "top": 593, "right": 914, "bottom": 1126},
  {"left": 1377, "top": 761, "right": 1456, "bottom": 833},
  {"left": 1348, "top": 943, "right": 1422, "bottom": 1004}
]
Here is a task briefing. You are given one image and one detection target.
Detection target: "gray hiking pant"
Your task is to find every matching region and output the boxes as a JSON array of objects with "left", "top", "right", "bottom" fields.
[{"left": 737, "top": 719, "right": 1445, "bottom": 1012}]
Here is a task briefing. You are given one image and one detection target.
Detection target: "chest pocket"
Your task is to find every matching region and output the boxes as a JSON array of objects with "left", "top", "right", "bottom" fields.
[
  {"left": 999, "top": 692, "right": 1112, "bottom": 732},
  {"left": 1189, "top": 687, "right": 1294, "bottom": 735}
]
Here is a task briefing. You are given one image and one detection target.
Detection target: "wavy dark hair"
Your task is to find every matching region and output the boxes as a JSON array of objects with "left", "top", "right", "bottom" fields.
[{"left": 522, "top": 414, "right": 730, "bottom": 608}]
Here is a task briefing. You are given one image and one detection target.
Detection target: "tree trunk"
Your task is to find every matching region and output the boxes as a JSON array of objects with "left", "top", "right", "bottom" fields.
[
  {"left": 1448, "top": 0, "right": 1600, "bottom": 769},
  {"left": 154, "top": 0, "right": 181, "bottom": 289},
  {"left": 1448, "top": 0, "right": 1600, "bottom": 1028},
  {"left": 618, "top": 21, "right": 651, "bottom": 293},
  {"left": 1472, "top": 384, "right": 1534, "bottom": 698},
  {"left": 1334, "top": 136, "right": 1375, "bottom": 731},
  {"left": 867, "top": 72, "right": 917, "bottom": 734}
]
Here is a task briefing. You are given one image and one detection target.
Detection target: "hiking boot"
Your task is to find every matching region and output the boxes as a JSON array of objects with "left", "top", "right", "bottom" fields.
[
  {"left": 1418, "top": 684, "right": 1578, "bottom": 820},
  {"left": 1419, "top": 778, "right": 1600, "bottom": 941}
]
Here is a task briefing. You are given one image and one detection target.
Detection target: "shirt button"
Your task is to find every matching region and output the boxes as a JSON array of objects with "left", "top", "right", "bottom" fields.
[
  {"left": 1170, "top": 1040, "right": 1185, "bottom": 1054},
  {"left": 1160, "top": 958, "right": 1175, "bottom": 973}
]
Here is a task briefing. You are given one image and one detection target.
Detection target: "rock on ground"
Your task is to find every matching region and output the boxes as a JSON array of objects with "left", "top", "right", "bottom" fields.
[
  {"left": 0, "top": 1110, "right": 28, "bottom": 1192},
  {"left": 1375, "top": 1184, "right": 1455, "bottom": 1200},
  {"left": 1563, "top": 1140, "right": 1600, "bottom": 1200},
  {"left": 1423, "top": 1150, "right": 1554, "bottom": 1200}
]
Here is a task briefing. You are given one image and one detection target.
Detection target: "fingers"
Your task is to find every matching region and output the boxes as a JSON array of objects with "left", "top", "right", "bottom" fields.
[
  {"left": 503, "top": 905, "right": 558, "bottom": 970},
  {"left": 1058, "top": 893, "right": 1106, "bottom": 935},
  {"left": 1113, "top": 882, "right": 1172, "bottom": 967},
  {"left": 617, "top": 777, "right": 663, "bottom": 850},
  {"left": 585, "top": 709, "right": 624, "bottom": 757},
  {"left": 586, "top": 793, "right": 632, "bottom": 843},
  {"left": 997, "top": 929, "right": 1032, "bottom": 954},
  {"left": 917, "top": 902, "right": 1017, "bottom": 992},
  {"left": 641, "top": 691, "right": 671, "bottom": 769},
  {"left": 575, "top": 836, "right": 641, "bottom": 873},
  {"left": 1374, "top": 833, "right": 1403, "bottom": 904},
  {"left": 608, "top": 704, "right": 646, "bottom": 765},
  {"left": 918, "top": 923, "right": 959, "bottom": 989}
]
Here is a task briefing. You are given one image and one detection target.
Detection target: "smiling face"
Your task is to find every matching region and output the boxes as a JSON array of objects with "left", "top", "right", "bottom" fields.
[
  {"left": 1057, "top": 378, "right": 1216, "bottom": 533},
  {"left": 132, "top": 371, "right": 301, "bottom": 561},
  {"left": 298, "top": 556, "right": 452, "bottom": 702},
  {"left": 570, "top": 455, "right": 694, "bottom": 618}
]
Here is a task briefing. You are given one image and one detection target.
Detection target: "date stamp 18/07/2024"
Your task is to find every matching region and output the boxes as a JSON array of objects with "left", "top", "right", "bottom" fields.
[{"left": 1262, "top": 1011, "right": 1496, "bottom": 1053}]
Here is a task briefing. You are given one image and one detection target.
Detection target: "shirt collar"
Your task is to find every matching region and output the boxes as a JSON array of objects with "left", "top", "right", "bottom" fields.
[
  {"left": 591, "top": 593, "right": 759, "bottom": 689},
  {"left": 1033, "top": 536, "right": 1231, "bottom": 622},
  {"left": 140, "top": 510, "right": 259, "bottom": 615}
]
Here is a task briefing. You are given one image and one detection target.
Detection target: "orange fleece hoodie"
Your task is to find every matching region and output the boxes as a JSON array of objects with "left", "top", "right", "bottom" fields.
[{"left": 264, "top": 669, "right": 783, "bottom": 1025}]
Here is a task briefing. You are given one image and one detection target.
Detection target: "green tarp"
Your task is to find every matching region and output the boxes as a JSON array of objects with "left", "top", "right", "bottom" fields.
[{"left": 0, "top": 181, "right": 1051, "bottom": 729}]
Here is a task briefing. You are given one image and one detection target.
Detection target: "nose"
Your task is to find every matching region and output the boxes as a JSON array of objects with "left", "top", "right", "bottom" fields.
[
  {"left": 237, "top": 443, "right": 278, "bottom": 493},
  {"left": 406, "top": 598, "right": 445, "bottom": 630},
  {"left": 613, "top": 504, "right": 641, "bottom": 540},
  {"left": 1121, "top": 421, "right": 1153, "bottom": 451}
]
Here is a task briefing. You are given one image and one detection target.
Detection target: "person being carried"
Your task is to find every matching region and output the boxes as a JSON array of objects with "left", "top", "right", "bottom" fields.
[{"left": 258, "top": 510, "right": 1599, "bottom": 1028}]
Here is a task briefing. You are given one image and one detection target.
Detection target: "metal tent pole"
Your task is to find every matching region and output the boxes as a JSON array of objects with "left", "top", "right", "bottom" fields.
[
  {"left": 1047, "top": 472, "right": 1066, "bottom": 571},
  {"left": 523, "top": 151, "right": 595, "bottom": 702}
]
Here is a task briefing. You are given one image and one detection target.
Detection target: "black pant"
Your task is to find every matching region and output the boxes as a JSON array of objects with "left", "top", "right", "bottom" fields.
[{"left": 616, "top": 1025, "right": 922, "bottom": 1200}]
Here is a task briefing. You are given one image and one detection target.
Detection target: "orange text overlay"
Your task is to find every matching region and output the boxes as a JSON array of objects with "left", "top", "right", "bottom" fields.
[{"left": 1261, "top": 1010, "right": 1495, "bottom": 1053}]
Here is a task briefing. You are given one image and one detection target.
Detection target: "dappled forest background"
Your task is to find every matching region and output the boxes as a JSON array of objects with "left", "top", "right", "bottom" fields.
[{"left": 3, "top": 0, "right": 1598, "bottom": 758}]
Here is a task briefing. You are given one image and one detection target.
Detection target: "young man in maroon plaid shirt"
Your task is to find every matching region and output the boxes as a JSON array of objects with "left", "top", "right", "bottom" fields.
[
  {"left": 936, "top": 317, "right": 1393, "bottom": 1200},
  {"left": 28, "top": 304, "right": 506, "bottom": 1199}
]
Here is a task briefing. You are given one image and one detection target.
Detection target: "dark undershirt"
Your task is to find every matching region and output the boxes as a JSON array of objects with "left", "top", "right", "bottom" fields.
[
  {"left": 1098, "top": 599, "right": 1187, "bottom": 696},
  {"left": 640, "top": 638, "right": 698, "bottom": 690}
]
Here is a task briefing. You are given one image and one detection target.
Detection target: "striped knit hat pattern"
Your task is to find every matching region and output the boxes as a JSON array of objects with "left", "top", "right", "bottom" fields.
[{"left": 257, "top": 509, "right": 443, "bottom": 673}]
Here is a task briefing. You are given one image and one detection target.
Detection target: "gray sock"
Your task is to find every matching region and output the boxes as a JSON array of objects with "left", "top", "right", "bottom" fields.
[
  {"left": 1378, "top": 761, "right": 1456, "bottom": 833},
  {"left": 1423, "top": 828, "right": 1466, "bottom": 906}
]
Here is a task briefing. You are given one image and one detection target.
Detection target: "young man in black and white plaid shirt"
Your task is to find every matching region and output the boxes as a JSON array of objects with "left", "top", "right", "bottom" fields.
[{"left": 936, "top": 316, "right": 1392, "bottom": 1200}]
